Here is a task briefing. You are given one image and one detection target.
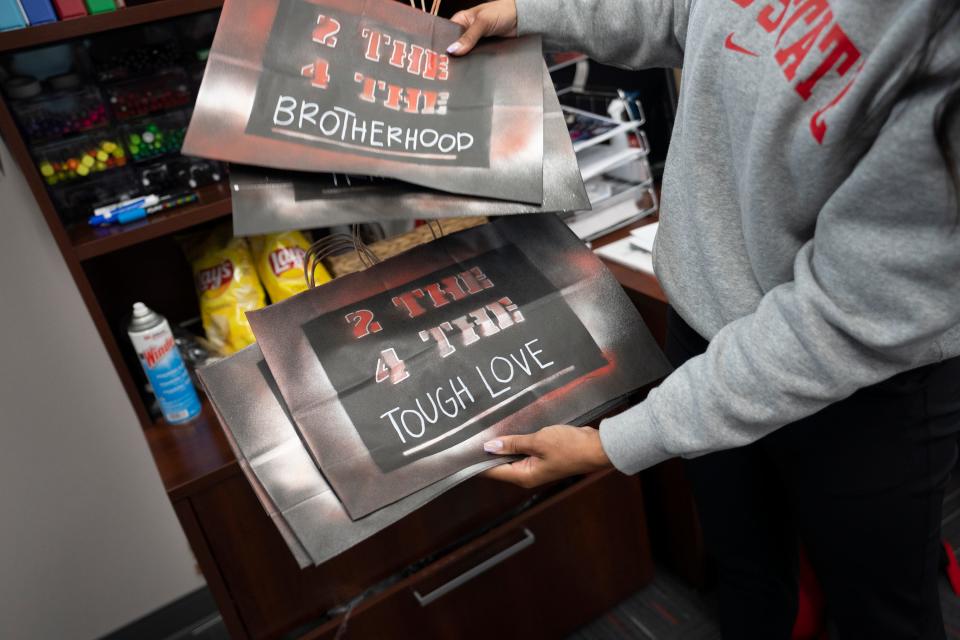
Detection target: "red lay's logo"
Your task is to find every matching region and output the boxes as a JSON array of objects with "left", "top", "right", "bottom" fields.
[
  {"left": 143, "top": 336, "right": 175, "bottom": 369},
  {"left": 268, "top": 247, "right": 306, "bottom": 276},
  {"left": 197, "top": 260, "right": 234, "bottom": 293}
]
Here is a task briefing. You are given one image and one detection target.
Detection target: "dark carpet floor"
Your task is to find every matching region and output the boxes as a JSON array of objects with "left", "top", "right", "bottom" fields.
[{"left": 571, "top": 472, "right": 960, "bottom": 640}]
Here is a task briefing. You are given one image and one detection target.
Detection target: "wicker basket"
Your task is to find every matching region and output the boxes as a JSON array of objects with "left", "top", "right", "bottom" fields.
[{"left": 325, "top": 217, "right": 488, "bottom": 277}]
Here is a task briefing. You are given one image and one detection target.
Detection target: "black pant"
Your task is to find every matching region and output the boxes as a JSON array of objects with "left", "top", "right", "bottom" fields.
[{"left": 665, "top": 308, "right": 960, "bottom": 640}]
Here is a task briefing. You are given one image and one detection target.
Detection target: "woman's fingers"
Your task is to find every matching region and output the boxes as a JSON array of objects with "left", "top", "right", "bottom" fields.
[
  {"left": 483, "top": 457, "right": 539, "bottom": 487},
  {"left": 447, "top": 14, "right": 489, "bottom": 55},
  {"left": 481, "top": 426, "right": 612, "bottom": 489},
  {"left": 481, "top": 434, "right": 542, "bottom": 487},
  {"left": 446, "top": 0, "right": 518, "bottom": 56},
  {"left": 483, "top": 433, "right": 541, "bottom": 456},
  {"left": 449, "top": 9, "right": 475, "bottom": 29}
]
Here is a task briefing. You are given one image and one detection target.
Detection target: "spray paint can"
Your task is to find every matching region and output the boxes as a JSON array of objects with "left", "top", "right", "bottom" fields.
[{"left": 127, "top": 302, "right": 202, "bottom": 424}]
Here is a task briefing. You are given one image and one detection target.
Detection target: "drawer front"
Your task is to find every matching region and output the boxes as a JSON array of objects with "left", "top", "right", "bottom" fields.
[
  {"left": 305, "top": 470, "right": 653, "bottom": 640},
  {"left": 191, "top": 470, "right": 544, "bottom": 638}
]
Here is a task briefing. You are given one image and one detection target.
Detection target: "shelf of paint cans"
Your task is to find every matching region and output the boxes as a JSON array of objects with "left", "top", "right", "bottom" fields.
[
  {"left": 33, "top": 129, "right": 127, "bottom": 186},
  {"left": 4, "top": 75, "right": 109, "bottom": 144},
  {"left": 104, "top": 68, "right": 191, "bottom": 121},
  {"left": 120, "top": 108, "right": 188, "bottom": 163}
]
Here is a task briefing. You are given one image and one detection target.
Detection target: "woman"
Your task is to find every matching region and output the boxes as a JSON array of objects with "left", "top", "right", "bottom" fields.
[{"left": 449, "top": 0, "right": 960, "bottom": 637}]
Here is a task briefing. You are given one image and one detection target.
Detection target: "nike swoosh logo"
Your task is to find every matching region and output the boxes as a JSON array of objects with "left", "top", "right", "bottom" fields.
[{"left": 724, "top": 33, "right": 759, "bottom": 57}]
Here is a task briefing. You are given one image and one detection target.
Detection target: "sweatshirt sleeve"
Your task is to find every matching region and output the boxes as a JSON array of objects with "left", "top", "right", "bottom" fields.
[
  {"left": 514, "top": 0, "right": 689, "bottom": 69},
  {"left": 598, "top": 89, "right": 960, "bottom": 474}
]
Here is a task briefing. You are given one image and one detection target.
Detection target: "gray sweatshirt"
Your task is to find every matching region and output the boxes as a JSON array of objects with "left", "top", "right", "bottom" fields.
[{"left": 515, "top": 0, "right": 960, "bottom": 473}]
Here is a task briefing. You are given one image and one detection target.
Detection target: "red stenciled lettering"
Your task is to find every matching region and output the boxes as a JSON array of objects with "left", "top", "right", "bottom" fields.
[
  {"left": 484, "top": 297, "right": 525, "bottom": 329},
  {"left": 375, "top": 348, "right": 409, "bottom": 384},
  {"left": 392, "top": 290, "right": 427, "bottom": 318},
  {"left": 389, "top": 40, "right": 407, "bottom": 68},
  {"left": 400, "top": 89, "right": 439, "bottom": 115},
  {"left": 393, "top": 268, "right": 493, "bottom": 321},
  {"left": 731, "top": 0, "right": 755, "bottom": 6},
  {"left": 468, "top": 307, "right": 500, "bottom": 338},
  {"left": 775, "top": 0, "right": 830, "bottom": 46},
  {"left": 362, "top": 28, "right": 383, "bottom": 62},
  {"left": 406, "top": 45, "right": 426, "bottom": 76},
  {"left": 419, "top": 323, "right": 456, "bottom": 358},
  {"left": 362, "top": 30, "right": 449, "bottom": 81},
  {"left": 311, "top": 14, "right": 340, "bottom": 48},
  {"left": 459, "top": 267, "right": 494, "bottom": 294},
  {"left": 355, "top": 72, "right": 377, "bottom": 102},
  {"left": 420, "top": 90, "right": 439, "bottom": 115},
  {"left": 757, "top": 0, "right": 790, "bottom": 32},
  {"left": 796, "top": 23, "right": 861, "bottom": 99},
  {"left": 301, "top": 59, "right": 331, "bottom": 89},
  {"left": 775, "top": 10, "right": 833, "bottom": 82},
  {"left": 450, "top": 315, "right": 481, "bottom": 346},
  {"left": 423, "top": 275, "right": 470, "bottom": 308},
  {"left": 423, "top": 50, "right": 440, "bottom": 80},
  {"left": 344, "top": 309, "right": 382, "bottom": 339},
  {"left": 404, "top": 87, "right": 423, "bottom": 114},
  {"left": 436, "top": 55, "right": 450, "bottom": 81},
  {"left": 383, "top": 84, "right": 404, "bottom": 111}
]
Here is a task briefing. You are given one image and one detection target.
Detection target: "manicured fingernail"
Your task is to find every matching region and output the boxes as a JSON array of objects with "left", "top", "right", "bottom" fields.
[
  {"left": 446, "top": 41, "right": 462, "bottom": 54},
  {"left": 483, "top": 439, "right": 503, "bottom": 453}
]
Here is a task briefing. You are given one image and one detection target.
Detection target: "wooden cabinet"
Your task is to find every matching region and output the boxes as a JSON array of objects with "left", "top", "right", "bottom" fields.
[
  {"left": 178, "top": 467, "right": 653, "bottom": 639},
  {"left": 303, "top": 470, "right": 652, "bottom": 640}
]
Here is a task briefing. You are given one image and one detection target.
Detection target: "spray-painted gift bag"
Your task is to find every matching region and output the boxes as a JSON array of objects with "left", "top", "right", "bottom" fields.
[
  {"left": 183, "top": 0, "right": 545, "bottom": 204},
  {"left": 227, "top": 63, "right": 589, "bottom": 234},
  {"left": 198, "top": 344, "right": 503, "bottom": 567},
  {"left": 247, "top": 214, "right": 672, "bottom": 519}
]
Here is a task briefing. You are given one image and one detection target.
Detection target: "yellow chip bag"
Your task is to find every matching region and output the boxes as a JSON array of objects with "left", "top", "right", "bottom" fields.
[
  {"left": 184, "top": 224, "right": 265, "bottom": 355},
  {"left": 249, "top": 230, "right": 330, "bottom": 303}
]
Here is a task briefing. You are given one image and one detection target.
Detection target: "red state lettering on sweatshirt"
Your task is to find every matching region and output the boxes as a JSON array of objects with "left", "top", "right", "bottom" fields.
[{"left": 727, "top": 0, "right": 865, "bottom": 143}]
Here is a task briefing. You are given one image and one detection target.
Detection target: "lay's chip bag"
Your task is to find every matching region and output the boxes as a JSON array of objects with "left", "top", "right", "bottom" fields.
[
  {"left": 249, "top": 230, "right": 330, "bottom": 303},
  {"left": 184, "top": 224, "right": 265, "bottom": 355}
]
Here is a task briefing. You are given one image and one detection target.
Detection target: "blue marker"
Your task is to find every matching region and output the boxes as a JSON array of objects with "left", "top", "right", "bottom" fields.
[{"left": 88, "top": 192, "right": 195, "bottom": 226}]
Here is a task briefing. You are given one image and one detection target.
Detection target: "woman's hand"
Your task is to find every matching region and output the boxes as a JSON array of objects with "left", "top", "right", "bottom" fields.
[
  {"left": 447, "top": 0, "right": 518, "bottom": 56},
  {"left": 482, "top": 425, "right": 613, "bottom": 488}
]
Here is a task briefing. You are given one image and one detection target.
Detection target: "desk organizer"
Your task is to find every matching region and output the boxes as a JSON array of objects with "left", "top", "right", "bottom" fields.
[
  {"left": 121, "top": 109, "right": 189, "bottom": 163},
  {"left": 11, "top": 86, "right": 109, "bottom": 143},
  {"left": 33, "top": 130, "right": 127, "bottom": 186},
  {"left": 105, "top": 70, "right": 191, "bottom": 121}
]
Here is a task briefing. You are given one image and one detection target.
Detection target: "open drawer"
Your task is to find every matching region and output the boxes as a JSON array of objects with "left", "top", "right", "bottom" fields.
[{"left": 301, "top": 470, "right": 653, "bottom": 640}]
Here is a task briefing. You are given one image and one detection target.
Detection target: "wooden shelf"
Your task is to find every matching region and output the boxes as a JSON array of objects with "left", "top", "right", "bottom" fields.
[
  {"left": 71, "top": 182, "right": 232, "bottom": 261},
  {"left": 0, "top": 0, "right": 223, "bottom": 53},
  {"left": 144, "top": 397, "right": 238, "bottom": 501}
]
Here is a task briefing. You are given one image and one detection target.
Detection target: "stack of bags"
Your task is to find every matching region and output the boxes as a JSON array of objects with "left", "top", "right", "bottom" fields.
[
  {"left": 181, "top": 0, "right": 590, "bottom": 235},
  {"left": 199, "top": 215, "right": 671, "bottom": 567},
  {"left": 189, "top": 0, "right": 671, "bottom": 567}
]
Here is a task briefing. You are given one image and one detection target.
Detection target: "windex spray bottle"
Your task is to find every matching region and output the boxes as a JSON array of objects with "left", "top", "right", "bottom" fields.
[{"left": 127, "top": 302, "right": 201, "bottom": 424}]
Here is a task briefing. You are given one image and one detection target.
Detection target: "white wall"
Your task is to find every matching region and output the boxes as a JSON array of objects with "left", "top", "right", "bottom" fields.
[{"left": 0, "top": 141, "right": 205, "bottom": 639}]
